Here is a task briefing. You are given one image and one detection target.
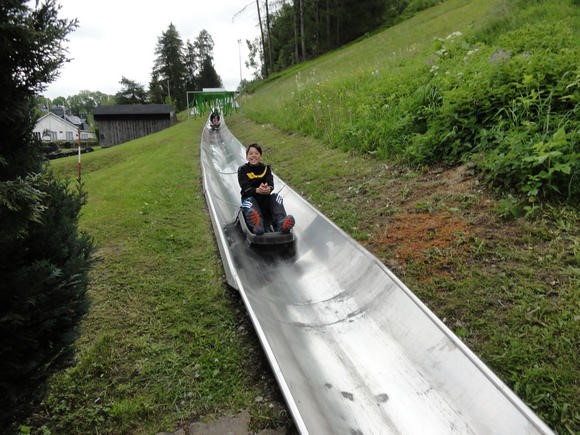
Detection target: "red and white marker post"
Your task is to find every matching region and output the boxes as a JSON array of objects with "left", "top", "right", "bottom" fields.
[{"left": 77, "top": 128, "right": 81, "bottom": 179}]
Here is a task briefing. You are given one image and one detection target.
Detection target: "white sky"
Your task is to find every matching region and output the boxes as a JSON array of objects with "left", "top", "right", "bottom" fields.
[{"left": 42, "top": 0, "right": 260, "bottom": 99}]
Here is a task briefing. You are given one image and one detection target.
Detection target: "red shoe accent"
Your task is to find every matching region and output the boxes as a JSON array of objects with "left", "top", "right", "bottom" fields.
[
  {"left": 281, "top": 215, "right": 295, "bottom": 233},
  {"left": 248, "top": 210, "right": 264, "bottom": 235},
  {"left": 248, "top": 209, "right": 260, "bottom": 225}
]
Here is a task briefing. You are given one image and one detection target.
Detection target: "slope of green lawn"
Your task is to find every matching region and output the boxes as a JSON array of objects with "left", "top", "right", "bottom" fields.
[{"left": 28, "top": 117, "right": 290, "bottom": 433}]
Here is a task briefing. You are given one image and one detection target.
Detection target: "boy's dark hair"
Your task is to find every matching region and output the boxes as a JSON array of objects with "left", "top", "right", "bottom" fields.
[{"left": 246, "top": 143, "right": 262, "bottom": 155}]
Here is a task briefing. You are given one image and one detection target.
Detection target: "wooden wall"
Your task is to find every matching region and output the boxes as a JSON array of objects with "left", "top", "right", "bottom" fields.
[{"left": 98, "top": 118, "right": 172, "bottom": 148}]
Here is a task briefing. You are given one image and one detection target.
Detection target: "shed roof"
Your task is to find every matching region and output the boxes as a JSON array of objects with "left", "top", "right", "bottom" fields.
[{"left": 93, "top": 104, "right": 174, "bottom": 116}]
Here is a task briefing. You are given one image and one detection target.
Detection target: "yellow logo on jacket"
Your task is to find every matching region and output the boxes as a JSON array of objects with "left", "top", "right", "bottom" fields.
[{"left": 246, "top": 167, "right": 268, "bottom": 179}]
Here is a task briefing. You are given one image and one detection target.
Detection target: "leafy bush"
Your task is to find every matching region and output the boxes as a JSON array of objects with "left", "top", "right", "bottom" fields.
[{"left": 408, "top": 20, "right": 579, "bottom": 202}]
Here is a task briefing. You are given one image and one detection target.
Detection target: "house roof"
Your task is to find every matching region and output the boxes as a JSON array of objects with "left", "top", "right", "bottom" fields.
[
  {"left": 93, "top": 104, "right": 174, "bottom": 116},
  {"left": 65, "top": 114, "right": 83, "bottom": 125},
  {"left": 36, "top": 112, "right": 80, "bottom": 131}
]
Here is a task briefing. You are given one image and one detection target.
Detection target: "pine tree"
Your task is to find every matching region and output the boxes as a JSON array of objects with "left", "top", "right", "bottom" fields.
[
  {"left": 0, "top": 0, "right": 94, "bottom": 428},
  {"left": 192, "top": 30, "right": 223, "bottom": 89},
  {"left": 115, "top": 76, "right": 148, "bottom": 104},
  {"left": 197, "top": 57, "right": 223, "bottom": 89},
  {"left": 184, "top": 40, "right": 199, "bottom": 92},
  {"left": 150, "top": 23, "right": 187, "bottom": 110},
  {"left": 148, "top": 71, "right": 165, "bottom": 104}
]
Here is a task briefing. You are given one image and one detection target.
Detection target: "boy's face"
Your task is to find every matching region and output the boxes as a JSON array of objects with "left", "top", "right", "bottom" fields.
[{"left": 247, "top": 147, "right": 262, "bottom": 165}]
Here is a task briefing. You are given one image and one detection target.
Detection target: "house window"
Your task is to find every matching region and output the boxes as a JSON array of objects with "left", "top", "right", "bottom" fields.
[
  {"left": 66, "top": 131, "right": 74, "bottom": 141},
  {"left": 33, "top": 132, "right": 41, "bottom": 140},
  {"left": 50, "top": 131, "right": 57, "bottom": 141}
]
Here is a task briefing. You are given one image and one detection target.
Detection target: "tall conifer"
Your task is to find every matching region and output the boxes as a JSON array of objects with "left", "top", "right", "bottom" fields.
[
  {"left": 151, "top": 23, "right": 187, "bottom": 109},
  {"left": 0, "top": 0, "right": 94, "bottom": 429}
]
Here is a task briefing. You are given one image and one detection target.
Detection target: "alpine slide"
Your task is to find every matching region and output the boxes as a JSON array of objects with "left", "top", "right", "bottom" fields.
[{"left": 200, "top": 117, "right": 553, "bottom": 435}]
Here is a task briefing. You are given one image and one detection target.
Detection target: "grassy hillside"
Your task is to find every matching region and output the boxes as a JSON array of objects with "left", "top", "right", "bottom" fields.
[
  {"left": 31, "top": 111, "right": 577, "bottom": 434},
  {"left": 244, "top": 0, "right": 578, "bottom": 205},
  {"left": 247, "top": 0, "right": 496, "bottom": 108}
]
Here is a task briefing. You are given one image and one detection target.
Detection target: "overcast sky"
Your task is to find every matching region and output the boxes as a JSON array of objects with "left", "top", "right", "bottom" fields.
[{"left": 42, "top": 0, "right": 260, "bottom": 99}]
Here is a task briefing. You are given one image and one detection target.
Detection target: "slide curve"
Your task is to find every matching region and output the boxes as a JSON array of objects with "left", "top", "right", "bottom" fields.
[{"left": 200, "top": 118, "right": 553, "bottom": 435}]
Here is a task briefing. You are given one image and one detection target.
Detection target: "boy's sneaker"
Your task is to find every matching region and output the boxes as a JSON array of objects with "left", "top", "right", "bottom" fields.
[
  {"left": 247, "top": 210, "right": 264, "bottom": 235},
  {"left": 280, "top": 215, "right": 295, "bottom": 233}
]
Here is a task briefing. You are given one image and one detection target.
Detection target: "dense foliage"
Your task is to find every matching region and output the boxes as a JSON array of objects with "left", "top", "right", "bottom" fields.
[
  {"left": 0, "top": 0, "right": 94, "bottom": 428},
  {"left": 45, "top": 91, "right": 115, "bottom": 119},
  {"left": 246, "top": 0, "right": 579, "bottom": 205},
  {"left": 115, "top": 76, "right": 148, "bottom": 105},
  {"left": 400, "top": 20, "right": 578, "bottom": 204}
]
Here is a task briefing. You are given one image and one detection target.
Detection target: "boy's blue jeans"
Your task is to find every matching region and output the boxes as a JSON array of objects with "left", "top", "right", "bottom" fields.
[{"left": 241, "top": 193, "right": 287, "bottom": 234}]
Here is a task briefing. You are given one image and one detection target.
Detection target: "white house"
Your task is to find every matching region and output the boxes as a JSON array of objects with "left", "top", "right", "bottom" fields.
[{"left": 33, "top": 112, "right": 95, "bottom": 142}]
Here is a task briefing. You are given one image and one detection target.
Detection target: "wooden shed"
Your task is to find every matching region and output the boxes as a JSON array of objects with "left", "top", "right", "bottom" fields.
[{"left": 93, "top": 104, "right": 176, "bottom": 147}]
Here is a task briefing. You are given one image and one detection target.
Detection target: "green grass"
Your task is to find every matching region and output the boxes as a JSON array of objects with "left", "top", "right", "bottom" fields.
[
  {"left": 244, "top": 0, "right": 496, "bottom": 119},
  {"left": 25, "top": 104, "right": 577, "bottom": 434},
  {"left": 26, "top": 118, "right": 291, "bottom": 433},
  {"left": 244, "top": 0, "right": 579, "bottom": 203}
]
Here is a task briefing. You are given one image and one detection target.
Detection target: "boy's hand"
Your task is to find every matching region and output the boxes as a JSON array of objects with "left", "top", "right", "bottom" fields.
[{"left": 256, "top": 183, "right": 271, "bottom": 194}]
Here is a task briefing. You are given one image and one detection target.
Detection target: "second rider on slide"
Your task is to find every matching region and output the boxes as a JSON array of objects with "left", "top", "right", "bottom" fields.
[{"left": 238, "top": 143, "right": 295, "bottom": 235}]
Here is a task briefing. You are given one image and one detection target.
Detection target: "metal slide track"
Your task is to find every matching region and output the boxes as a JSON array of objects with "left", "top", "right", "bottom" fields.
[{"left": 200, "top": 119, "right": 553, "bottom": 435}]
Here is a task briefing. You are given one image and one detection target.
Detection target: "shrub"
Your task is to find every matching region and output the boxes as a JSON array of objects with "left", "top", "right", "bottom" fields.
[
  {"left": 401, "top": 19, "right": 579, "bottom": 202},
  {"left": 0, "top": 1, "right": 94, "bottom": 429},
  {"left": 0, "top": 176, "right": 94, "bottom": 427}
]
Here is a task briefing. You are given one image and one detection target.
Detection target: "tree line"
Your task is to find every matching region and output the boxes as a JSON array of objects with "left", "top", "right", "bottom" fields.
[
  {"left": 247, "top": 0, "right": 431, "bottom": 79},
  {"left": 145, "top": 25, "right": 222, "bottom": 110},
  {"left": 44, "top": 25, "right": 222, "bottom": 114},
  {"left": 45, "top": 0, "right": 439, "bottom": 115}
]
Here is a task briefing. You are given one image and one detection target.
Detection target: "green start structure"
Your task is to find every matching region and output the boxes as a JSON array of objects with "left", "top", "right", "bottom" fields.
[{"left": 187, "top": 90, "right": 238, "bottom": 118}]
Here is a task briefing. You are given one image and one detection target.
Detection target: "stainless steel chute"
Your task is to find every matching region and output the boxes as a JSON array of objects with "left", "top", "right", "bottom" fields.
[{"left": 200, "top": 119, "right": 553, "bottom": 435}]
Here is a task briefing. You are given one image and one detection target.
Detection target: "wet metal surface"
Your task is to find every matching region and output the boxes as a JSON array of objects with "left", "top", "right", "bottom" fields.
[{"left": 200, "top": 120, "right": 553, "bottom": 434}]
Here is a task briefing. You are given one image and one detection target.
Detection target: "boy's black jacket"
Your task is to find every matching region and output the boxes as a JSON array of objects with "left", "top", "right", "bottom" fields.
[{"left": 238, "top": 162, "right": 274, "bottom": 199}]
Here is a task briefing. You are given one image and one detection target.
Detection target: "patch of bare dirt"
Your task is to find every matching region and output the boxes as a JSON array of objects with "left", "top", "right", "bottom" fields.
[
  {"left": 378, "top": 211, "right": 471, "bottom": 278},
  {"left": 363, "top": 163, "right": 499, "bottom": 281}
]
